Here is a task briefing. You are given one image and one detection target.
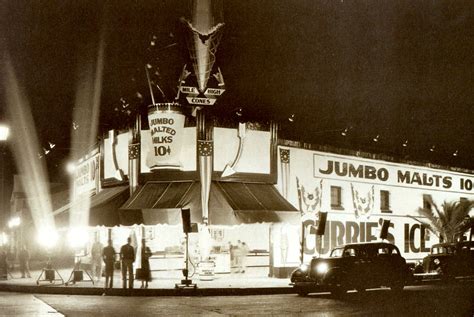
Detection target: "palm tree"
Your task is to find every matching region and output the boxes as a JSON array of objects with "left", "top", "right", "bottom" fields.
[{"left": 410, "top": 198, "right": 474, "bottom": 243}]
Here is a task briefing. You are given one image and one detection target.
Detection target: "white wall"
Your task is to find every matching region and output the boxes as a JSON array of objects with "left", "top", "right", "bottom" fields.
[{"left": 277, "top": 146, "right": 474, "bottom": 261}]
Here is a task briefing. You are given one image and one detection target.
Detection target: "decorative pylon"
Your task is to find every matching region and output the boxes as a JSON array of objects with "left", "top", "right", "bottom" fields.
[{"left": 182, "top": 0, "right": 224, "bottom": 93}]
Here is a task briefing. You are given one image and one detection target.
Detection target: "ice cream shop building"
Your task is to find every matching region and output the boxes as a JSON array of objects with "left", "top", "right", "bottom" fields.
[
  {"left": 51, "top": 108, "right": 474, "bottom": 278},
  {"left": 17, "top": 1, "right": 474, "bottom": 280}
]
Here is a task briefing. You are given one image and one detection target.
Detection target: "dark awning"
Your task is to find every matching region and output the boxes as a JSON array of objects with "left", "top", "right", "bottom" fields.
[
  {"left": 120, "top": 181, "right": 194, "bottom": 209},
  {"left": 216, "top": 182, "right": 297, "bottom": 212},
  {"left": 120, "top": 181, "right": 299, "bottom": 226},
  {"left": 54, "top": 185, "right": 129, "bottom": 227}
]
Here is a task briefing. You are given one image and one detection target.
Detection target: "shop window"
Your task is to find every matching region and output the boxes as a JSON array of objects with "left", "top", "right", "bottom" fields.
[
  {"left": 380, "top": 190, "right": 391, "bottom": 213},
  {"left": 422, "top": 194, "right": 432, "bottom": 210},
  {"left": 331, "top": 186, "right": 343, "bottom": 209}
]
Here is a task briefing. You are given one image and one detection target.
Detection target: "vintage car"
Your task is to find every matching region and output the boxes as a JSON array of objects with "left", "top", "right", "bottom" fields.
[
  {"left": 421, "top": 241, "right": 474, "bottom": 279},
  {"left": 290, "top": 242, "right": 410, "bottom": 296}
]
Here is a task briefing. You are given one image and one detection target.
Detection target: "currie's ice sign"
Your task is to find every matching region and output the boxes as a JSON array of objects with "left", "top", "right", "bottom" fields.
[{"left": 146, "top": 104, "right": 185, "bottom": 170}]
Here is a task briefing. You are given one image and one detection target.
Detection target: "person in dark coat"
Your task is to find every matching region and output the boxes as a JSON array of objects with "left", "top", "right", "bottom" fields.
[
  {"left": 0, "top": 248, "right": 7, "bottom": 280},
  {"left": 6, "top": 250, "right": 15, "bottom": 271},
  {"left": 140, "top": 239, "right": 152, "bottom": 289},
  {"left": 102, "top": 240, "right": 116, "bottom": 290},
  {"left": 120, "top": 237, "right": 135, "bottom": 289},
  {"left": 18, "top": 245, "right": 31, "bottom": 278}
]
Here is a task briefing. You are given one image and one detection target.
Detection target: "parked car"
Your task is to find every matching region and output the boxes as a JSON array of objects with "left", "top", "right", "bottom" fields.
[
  {"left": 421, "top": 241, "right": 474, "bottom": 279},
  {"left": 290, "top": 242, "right": 410, "bottom": 296}
]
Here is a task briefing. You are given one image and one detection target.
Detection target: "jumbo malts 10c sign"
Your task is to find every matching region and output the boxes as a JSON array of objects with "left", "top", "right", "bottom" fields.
[{"left": 314, "top": 153, "right": 474, "bottom": 194}]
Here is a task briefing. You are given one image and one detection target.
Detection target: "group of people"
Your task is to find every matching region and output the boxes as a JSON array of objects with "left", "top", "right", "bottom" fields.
[
  {"left": 229, "top": 240, "right": 250, "bottom": 273},
  {"left": 90, "top": 237, "right": 152, "bottom": 292},
  {"left": 0, "top": 245, "right": 32, "bottom": 279}
]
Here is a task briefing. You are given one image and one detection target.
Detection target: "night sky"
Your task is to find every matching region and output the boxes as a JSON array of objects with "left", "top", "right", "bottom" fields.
[{"left": 1, "top": 0, "right": 473, "bottom": 186}]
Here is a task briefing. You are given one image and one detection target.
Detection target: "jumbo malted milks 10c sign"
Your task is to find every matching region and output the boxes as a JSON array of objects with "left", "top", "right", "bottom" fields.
[{"left": 146, "top": 103, "right": 186, "bottom": 170}]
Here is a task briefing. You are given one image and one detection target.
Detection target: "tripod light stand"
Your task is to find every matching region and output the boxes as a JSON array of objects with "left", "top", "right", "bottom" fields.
[{"left": 36, "top": 250, "right": 64, "bottom": 285}]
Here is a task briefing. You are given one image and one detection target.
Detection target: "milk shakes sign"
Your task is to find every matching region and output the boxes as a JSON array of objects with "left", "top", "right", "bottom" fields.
[
  {"left": 146, "top": 104, "right": 185, "bottom": 170},
  {"left": 74, "top": 152, "right": 100, "bottom": 197}
]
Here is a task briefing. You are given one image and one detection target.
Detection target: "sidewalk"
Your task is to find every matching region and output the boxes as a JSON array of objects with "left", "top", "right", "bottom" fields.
[{"left": 0, "top": 266, "right": 294, "bottom": 296}]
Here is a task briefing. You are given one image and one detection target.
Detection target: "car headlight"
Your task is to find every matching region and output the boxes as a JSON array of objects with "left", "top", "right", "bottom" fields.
[
  {"left": 316, "top": 262, "right": 328, "bottom": 274},
  {"left": 299, "top": 264, "right": 308, "bottom": 272},
  {"left": 433, "top": 258, "right": 440, "bottom": 265}
]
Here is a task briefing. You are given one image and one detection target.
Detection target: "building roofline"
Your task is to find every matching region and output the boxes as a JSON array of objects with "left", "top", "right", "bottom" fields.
[{"left": 278, "top": 139, "right": 474, "bottom": 175}]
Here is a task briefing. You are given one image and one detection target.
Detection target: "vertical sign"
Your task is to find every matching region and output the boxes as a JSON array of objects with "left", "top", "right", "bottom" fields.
[
  {"left": 146, "top": 103, "right": 185, "bottom": 170},
  {"left": 74, "top": 151, "right": 100, "bottom": 197}
]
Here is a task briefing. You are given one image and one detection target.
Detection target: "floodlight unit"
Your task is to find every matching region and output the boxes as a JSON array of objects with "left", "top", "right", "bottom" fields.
[
  {"left": 65, "top": 256, "right": 94, "bottom": 286},
  {"left": 36, "top": 231, "right": 64, "bottom": 285},
  {"left": 36, "top": 255, "right": 64, "bottom": 285},
  {"left": 175, "top": 208, "right": 197, "bottom": 289}
]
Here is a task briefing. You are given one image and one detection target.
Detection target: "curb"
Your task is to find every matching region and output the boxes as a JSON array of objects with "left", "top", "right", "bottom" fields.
[{"left": 0, "top": 284, "right": 296, "bottom": 297}]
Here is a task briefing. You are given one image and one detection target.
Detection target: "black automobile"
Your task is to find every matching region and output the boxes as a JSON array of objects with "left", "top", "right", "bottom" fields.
[
  {"left": 421, "top": 241, "right": 474, "bottom": 279},
  {"left": 290, "top": 242, "right": 410, "bottom": 296}
]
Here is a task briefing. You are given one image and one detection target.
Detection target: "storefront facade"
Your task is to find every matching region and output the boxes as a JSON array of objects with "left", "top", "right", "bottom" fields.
[
  {"left": 277, "top": 143, "right": 474, "bottom": 264},
  {"left": 57, "top": 111, "right": 300, "bottom": 278},
  {"left": 46, "top": 104, "right": 474, "bottom": 279}
]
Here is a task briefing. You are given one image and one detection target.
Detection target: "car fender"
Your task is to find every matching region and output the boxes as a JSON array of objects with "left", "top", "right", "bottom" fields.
[{"left": 323, "top": 267, "right": 347, "bottom": 285}]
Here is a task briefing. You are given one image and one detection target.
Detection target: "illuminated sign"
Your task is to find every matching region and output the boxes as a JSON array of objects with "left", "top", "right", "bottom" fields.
[
  {"left": 314, "top": 153, "right": 474, "bottom": 193},
  {"left": 146, "top": 104, "right": 185, "bottom": 170},
  {"left": 186, "top": 96, "right": 217, "bottom": 105},
  {"left": 204, "top": 87, "right": 225, "bottom": 97},
  {"left": 301, "top": 214, "right": 433, "bottom": 261},
  {"left": 74, "top": 152, "right": 100, "bottom": 197},
  {"left": 180, "top": 86, "right": 199, "bottom": 94}
]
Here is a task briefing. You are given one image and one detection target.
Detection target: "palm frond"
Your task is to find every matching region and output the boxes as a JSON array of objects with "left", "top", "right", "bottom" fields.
[
  {"left": 415, "top": 199, "right": 473, "bottom": 243},
  {"left": 432, "top": 201, "right": 448, "bottom": 229},
  {"left": 451, "top": 200, "right": 474, "bottom": 229},
  {"left": 408, "top": 215, "right": 441, "bottom": 240},
  {"left": 416, "top": 208, "right": 443, "bottom": 234}
]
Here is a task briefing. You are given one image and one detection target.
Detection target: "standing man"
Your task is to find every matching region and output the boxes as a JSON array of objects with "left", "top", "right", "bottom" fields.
[
  {"left": 102, "top": 240, "right": 116, "bottom": 291},
  {"left": 120, "top": 237, "right": 135, "bottom": 289},
  {"left": 91, "top": 237, "right": 104, "bottom": 283},
  {"left": 234, "top": 240, "right": 242, "bottom": 273},
  {"left": 0, "top": 248, "right": 7, "bottom": 280},
  {"left": 18, "top": 245, "right": 31, "bottom": 278},
  {"left": 240, "top": 242, "right": 250, "bottom": 273}
]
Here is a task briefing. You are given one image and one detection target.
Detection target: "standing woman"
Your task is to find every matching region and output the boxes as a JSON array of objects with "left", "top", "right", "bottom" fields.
[{"left": 140, "top": 239, "right": 152, "bottom": 288}]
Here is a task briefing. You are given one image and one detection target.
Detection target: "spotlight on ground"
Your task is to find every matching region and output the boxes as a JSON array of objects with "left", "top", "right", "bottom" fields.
[
  {"left": 68, "top": 227, "right": 89, "bottom": 249},
  {"left": 37, "top": 228, "right": 59, "bottom": 250}
]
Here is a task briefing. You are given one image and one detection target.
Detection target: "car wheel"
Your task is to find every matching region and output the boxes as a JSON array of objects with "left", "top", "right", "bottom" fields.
[{"left": 295, "top": 287, "right": 309, "bottom": 296}]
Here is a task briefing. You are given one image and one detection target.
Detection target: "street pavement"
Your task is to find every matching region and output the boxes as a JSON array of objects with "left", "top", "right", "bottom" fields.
[
  {"left": 1, "top": 265, "right": 474, "bottom": 316},
  {"left": 1, "top": 283, "right": 472, "bottom": 316},
  {"left": 0, "top": 292, "right": 63, "bottom": 317},
  {"left": 0, "top": 267, "right": 292, "bottom": 296}
]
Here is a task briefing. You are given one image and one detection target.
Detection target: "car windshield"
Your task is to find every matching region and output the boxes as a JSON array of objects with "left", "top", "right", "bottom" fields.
[
  {"left": 330, "top": 248, "right": 344, "bottom": 257},
  {"left": 432, "top": 246, "right": 454, "bottom": 255}
]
